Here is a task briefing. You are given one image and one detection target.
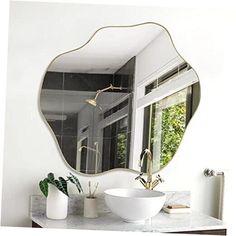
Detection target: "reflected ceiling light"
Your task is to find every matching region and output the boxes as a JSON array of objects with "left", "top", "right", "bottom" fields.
[{"left": 85, "top": 84, "right": 122, "bottom": 107}]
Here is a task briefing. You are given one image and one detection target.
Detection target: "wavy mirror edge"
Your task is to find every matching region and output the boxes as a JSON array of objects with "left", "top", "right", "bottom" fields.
[{"left": 38, "top": 21, "right": 200, "bottom": 176}]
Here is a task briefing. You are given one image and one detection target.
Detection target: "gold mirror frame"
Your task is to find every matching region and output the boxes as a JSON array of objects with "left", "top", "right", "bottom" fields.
[{"left": 38, "top": 22, "right": 200, "bottom": 176}]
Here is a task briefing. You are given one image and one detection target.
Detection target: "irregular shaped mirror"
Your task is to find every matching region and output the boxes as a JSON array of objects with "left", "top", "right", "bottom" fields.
[{"left": 40, "top": 23, "right": 200, "bottom": 175}]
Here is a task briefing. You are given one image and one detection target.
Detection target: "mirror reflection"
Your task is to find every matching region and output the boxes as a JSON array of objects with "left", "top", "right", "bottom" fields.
[{"left": 40, "top": 23, "right": 200, "bottom": 175}]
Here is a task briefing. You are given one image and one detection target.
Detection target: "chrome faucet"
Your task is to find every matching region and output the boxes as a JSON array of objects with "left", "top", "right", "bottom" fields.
[{"left": 135, "top": 149, "right": 164, "bottom": 190}]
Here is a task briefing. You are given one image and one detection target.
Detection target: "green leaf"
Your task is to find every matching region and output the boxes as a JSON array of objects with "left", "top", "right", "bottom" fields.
[
  {"left": 67, "top": 173, "right": 83, "bottom": 193},
  {"left": 39, "top": 178, "right": 49, "bottom": 197},
  {"left": 58, "top": 177, "right": 68, "bottom": 196},
  {"left": 54, "top": 178, "right": 69, "bottom": 197},
  {"left": 47, "top": 172, "right": 55, "bottom": 184}
]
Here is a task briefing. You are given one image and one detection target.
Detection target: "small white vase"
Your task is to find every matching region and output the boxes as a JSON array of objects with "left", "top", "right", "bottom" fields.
[
  {"left": 84, "top": 197, "right": 98, "bottom": 218},
  {"left": 46, "top": 184, "right": 68, "bottom": 220}
]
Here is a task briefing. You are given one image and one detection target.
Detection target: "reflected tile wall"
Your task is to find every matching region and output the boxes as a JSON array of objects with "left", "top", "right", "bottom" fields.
[{"left": 41, "top": 57, "right": 135, "bottom": 174}]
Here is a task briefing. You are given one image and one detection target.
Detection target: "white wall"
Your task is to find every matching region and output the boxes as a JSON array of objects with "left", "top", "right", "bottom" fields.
[
  {"left": 1, "top": 1, "right": 235, "bottom": 227},
  {"left": 135, "top": 30, "right": 182, "bottom": 85},
  {"left": 0, "top": 0, "right": 9, "bottom": 226}
]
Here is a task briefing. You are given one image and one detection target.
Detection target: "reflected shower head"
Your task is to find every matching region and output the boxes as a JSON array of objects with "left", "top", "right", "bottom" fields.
[
  {"left": 85, "top": 83, "right": 123, "bottom": 108},
  {"left": 86, "top": 98, "right": 97, "bottom": 107}
]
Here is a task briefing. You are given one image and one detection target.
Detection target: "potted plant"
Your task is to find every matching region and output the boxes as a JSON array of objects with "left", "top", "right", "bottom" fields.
[{"left": 39, "top": 172, "right": 83, "bottom": 219}]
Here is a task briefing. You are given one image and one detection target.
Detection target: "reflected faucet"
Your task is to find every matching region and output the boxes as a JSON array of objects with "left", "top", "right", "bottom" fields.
[
  {"left": 79, "top": 143, "right": 101, "bottom": 174},
  {"left": 135, "top": 149, "right": 164, "bottom": 190}
]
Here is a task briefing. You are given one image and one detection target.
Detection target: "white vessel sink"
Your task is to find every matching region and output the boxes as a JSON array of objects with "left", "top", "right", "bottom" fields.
[{"left": 104, "top": 188, "right": 166, "bottom": 223}]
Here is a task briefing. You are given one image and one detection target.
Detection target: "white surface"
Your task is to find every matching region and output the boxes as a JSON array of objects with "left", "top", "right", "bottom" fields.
[
  {"left": 0, "top": 0, "right": 9, "bottom": 226},
  {"left": 30, "top": 191, "right": 191, "bottom": 216},
  {"left": 10, "top": 0, "right": 236, "bottom": 7},
  {"left": 49, "top": 24, "right": 163, "bottom": 74},
  {"left": 0, "top": 227, "right": 191, "bottom": 236},
  {"left": 135, "top": 30, "right": 181, "bottom": 85},
  {"left": 46, "top": 185, "right": 68, "bottom": 220},
  {"left": 29, "top": 192, "right": 224, "bottom": 234},
  {"left": 31, "top": 210, "right": 225, "bottom": 233},
  {"left": 1, "top": 1, "right": 235, "bottom": 229},
  {"left": 104, "top": 188, "right": 166, "bottom": 222}
]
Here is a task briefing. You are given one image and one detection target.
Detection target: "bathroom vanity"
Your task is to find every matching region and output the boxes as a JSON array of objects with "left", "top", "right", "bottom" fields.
[{"left": 30, "top": 192, "right": 226, "bottom": 235}]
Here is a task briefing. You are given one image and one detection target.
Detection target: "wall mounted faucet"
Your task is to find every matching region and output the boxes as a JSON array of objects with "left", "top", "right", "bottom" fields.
[{"left": 135, "top": 149, "right": 164, "bottom": 190}]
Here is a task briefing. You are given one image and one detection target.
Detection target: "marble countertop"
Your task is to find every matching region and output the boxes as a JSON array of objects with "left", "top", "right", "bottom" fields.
[
  {"left": 30, "top": 191, "right": 226, "bottom": 233},
  {"left": 31, "top": 210, "right": 225, "bottom": 233}
]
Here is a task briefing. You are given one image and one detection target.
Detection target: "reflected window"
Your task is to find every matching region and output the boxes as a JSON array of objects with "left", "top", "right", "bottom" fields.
[
  {"left": 145, "top": 62, "right": 191, "bottom": 93},
  {"left": 102, "top": 116, "right": 129, "bottom": 171},
  {"left": 143, "top": 86, "right": 193, "bottom": 172}
]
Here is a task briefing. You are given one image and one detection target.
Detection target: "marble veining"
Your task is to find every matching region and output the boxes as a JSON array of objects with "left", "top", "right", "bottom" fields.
[
  {"left": 30, "top": 191, "right": 225, "bottom": 233},
  {"left": 30, "top": 193, "right": 110, "bottom": 217},
  {"left": 30, "top": 191, "right": 190, "bottom": 217},
  {"left": 31, "top": 211, "right": 225, "bottom": 233}
]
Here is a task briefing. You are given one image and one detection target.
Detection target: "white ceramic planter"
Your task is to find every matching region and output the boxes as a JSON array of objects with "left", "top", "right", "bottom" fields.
[{"left": 46, "top": 184, "right": 68, "bottom": 220}]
